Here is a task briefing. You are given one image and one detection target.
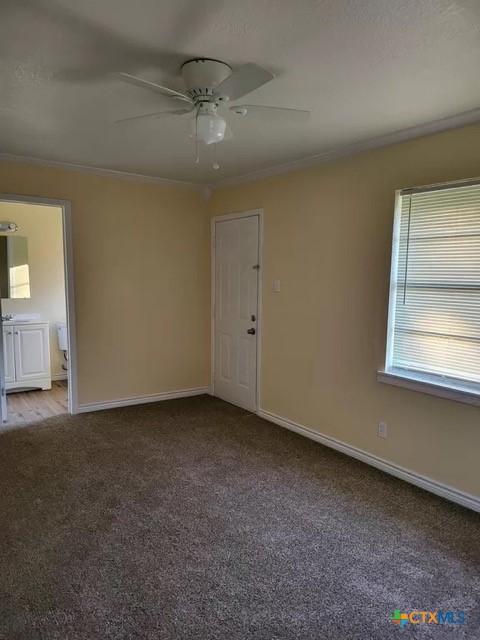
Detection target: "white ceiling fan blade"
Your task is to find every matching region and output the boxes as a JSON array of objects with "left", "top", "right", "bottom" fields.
[
  {"left": 216, "top": 64, "right": 274, "bottom": 101},
  {"left": 115, "top": 107, "right": 193, "bottom": 124},
  {"left": 230, "top": 104, "right": 310, "bottom": 122},
  {"left": 117, "top": 72, "right": 193, "bottom": 104}
]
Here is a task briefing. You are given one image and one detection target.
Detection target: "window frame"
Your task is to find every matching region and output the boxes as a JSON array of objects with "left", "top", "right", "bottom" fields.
[{"left": 378, "top": 180, "right": 480, "bottom": 406}]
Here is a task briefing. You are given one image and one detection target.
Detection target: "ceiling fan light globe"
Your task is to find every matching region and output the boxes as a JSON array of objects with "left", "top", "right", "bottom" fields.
[{"left": 196, "top": 113, "right": 226, "bottom": 145}]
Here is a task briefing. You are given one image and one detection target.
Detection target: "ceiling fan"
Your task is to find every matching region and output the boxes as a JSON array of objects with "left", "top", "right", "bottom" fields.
[{"left": 115, "top": 58, "right": 310, "bottom": 165}]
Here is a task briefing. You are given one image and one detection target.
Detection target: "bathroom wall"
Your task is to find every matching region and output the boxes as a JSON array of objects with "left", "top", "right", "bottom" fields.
[{"left": 0, "top": 201, "right": 66, "bottom": 378}]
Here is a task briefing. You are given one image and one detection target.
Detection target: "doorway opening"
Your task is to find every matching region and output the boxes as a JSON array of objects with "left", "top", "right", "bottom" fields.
[{"left": 0, "top": 195, "right": 77, "bottom": 427}]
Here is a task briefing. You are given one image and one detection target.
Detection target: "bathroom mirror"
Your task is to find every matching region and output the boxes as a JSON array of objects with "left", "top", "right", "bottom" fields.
[{"left": 0, "top": 236, "right": 31, "bottom": 299}]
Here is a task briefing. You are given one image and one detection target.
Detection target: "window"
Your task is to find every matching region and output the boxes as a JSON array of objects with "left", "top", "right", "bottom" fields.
[{"left": 380, "top": 180, "right": 480, "bottom": 403}]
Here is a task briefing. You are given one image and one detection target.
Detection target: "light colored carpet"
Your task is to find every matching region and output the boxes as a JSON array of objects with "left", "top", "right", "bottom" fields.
[{"left": 0, "top": 395, "right": 479, "bottom": 639}]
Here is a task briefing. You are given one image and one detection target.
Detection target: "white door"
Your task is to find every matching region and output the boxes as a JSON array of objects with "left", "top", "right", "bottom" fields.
[
  {"left": 14, "top": 324, "right": 50, "bottom": 382},
  {"left": 214, "top": 214, "right": 259, "bottom": 411},
  {"left": 2, "top": 328, "right": 15, "bottom": 383}
]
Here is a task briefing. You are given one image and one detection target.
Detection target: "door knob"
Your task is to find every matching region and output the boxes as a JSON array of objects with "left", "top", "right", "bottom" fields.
[{"left": 247, "top": 328, "right": 256, "bottom": 335}]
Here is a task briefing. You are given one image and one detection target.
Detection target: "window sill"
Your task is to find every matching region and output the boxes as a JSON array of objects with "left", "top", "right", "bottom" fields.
[{"left": 377, "top": 369, "right": 480, "bottom": 407}]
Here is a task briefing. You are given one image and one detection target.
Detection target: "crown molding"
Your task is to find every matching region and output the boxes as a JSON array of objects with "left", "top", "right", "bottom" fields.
[
  {"left": 211, "top": 106, "right": 480, "bottom": 189},
  {"left": 2, "top": 106, "right": 480, "bottom": 192},
  {"left": 0, "top": 153, "right": 203, "bottom": 190}
]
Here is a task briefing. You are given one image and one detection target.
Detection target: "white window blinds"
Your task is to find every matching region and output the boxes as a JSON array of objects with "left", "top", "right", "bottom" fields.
[{"left": 386, "top": 182, "right": 480, "bottom": 388}]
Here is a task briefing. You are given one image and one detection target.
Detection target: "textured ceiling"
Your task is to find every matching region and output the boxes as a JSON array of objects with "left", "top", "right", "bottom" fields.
[{"left": 1, "top": 0, "right": 480, "bottom": 184}]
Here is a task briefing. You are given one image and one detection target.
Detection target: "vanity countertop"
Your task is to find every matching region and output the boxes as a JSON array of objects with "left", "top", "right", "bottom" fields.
[{"left": 3, "top": 320, "right": 47, "bottom": 326}]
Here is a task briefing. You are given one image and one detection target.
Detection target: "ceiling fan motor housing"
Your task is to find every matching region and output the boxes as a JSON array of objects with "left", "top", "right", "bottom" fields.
[{"left": 181, "top": 58, "right": 231, "bottom": 103}]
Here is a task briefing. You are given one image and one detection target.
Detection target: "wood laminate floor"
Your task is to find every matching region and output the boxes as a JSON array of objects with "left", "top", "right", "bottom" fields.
[{"left": 5, "top": 380, "right": 68, "bottom": 426}]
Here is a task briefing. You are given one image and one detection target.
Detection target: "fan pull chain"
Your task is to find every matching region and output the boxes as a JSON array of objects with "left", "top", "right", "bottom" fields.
[
  {"left": 194, "top": 111, "right": 200, "bottom": 164},
  {"left": 212, "top": 143, "right": 220, "bottom": 171}
]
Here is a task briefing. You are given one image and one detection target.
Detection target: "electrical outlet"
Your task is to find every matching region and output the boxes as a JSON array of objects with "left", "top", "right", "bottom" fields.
[{"left": 377, "top": 422, "right": 388, "bottom": 439}]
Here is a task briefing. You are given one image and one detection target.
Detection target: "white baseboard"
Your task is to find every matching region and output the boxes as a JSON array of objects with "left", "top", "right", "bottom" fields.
[
  {"left": 76, "top": 386, "right": 209, "bottom": 414},
  {"left": 258, "top": 408, "right": 480, "bottom": 513},
  {"left": 52, "top": 373, "right": 68, "bottom": 381}
]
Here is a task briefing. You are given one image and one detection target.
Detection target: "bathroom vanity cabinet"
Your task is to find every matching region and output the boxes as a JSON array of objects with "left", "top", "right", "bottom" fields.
[{"left": 2, "top": 322, "right": 51, "bottom": 391}]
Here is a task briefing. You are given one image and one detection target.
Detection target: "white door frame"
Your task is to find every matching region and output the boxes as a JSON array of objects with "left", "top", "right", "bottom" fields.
[
  {"left": 211, "top": 208, "right": 263, "bottom": 412},
  {"left": 0, "top": 193, "right": 79, "bottom": 415}
]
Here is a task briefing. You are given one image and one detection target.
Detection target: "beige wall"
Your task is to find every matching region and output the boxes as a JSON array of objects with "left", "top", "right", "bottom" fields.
[
  {"left": 0, "top": 163, "right": 211, "bottom": 406},
  {"left": 1, "top": 202, "right": 66, "bottom": 377},
  {"left": 1, "top": 122, "right": 478, "bottom": 498},
  {"left": 210, "top": 122, "right": 480, "bottom": 497}
]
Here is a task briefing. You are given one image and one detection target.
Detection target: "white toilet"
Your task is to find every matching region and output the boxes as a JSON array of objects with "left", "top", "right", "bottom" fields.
[{"left": 57, "top": 323, "right": 68, "bottom": 370}]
